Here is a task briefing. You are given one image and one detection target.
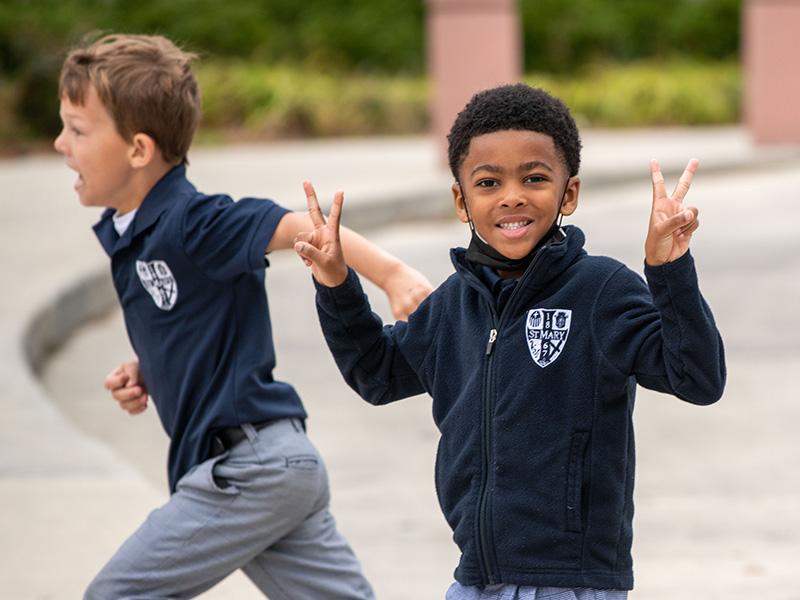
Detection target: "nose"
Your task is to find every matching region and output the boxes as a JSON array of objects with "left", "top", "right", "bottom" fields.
[
  {"left": 53, "top": 128, "right": 67, "bottom": 155},
  {"left": 500, "top": 182, "right": 527, "bottom": 207}
]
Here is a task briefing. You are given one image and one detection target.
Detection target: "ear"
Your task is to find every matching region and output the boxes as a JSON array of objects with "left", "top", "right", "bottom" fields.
[
  {"left": 452, "top": 182, "right": 469, "bottom": 224},
  {"left": 127, "top": 132, "right": 158, "bottom": 169},
  {"left": 559, "top": 176, "right": 580, "bottom": 217}
]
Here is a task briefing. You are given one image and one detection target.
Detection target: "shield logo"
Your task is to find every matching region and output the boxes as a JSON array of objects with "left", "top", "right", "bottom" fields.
[
  {"left": 136, "top": 260, "right": 178, "bottom": 311},
  {"left": 525, "top": 308, "right": 572, "bottom": 367}
]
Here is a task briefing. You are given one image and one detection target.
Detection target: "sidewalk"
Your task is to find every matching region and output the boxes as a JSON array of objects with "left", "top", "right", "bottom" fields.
[{"left": 1, "top": 126, "right": 798, "bottom": 598}]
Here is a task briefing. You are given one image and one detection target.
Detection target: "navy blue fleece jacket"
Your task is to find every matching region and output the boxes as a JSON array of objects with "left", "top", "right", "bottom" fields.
[{"left": 315, "top": 225, "right": 725, "bottom": 590}]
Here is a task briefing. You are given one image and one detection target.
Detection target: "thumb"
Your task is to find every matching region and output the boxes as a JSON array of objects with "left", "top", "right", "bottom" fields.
[{"left": 294, "top": 241, "right": 328, "bottom": 266}]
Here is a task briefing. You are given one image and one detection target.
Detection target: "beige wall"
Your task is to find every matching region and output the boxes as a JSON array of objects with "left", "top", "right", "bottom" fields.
[
  {"left": 427, "top": 0, "right": 522, "bottom": 163},
  {"left": 744, "top": 0, "right": 800, "bottom": 144}
]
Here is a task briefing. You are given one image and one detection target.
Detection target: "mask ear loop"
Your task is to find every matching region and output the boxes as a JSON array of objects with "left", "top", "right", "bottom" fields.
[
  {"left": 556, "top": 176, "right": 573, "bottom": 231},
  {"left": 457, "top": 181, "right": 488, "bottom": 241}
]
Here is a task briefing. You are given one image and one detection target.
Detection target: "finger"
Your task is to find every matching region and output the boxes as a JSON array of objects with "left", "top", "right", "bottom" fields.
[
  {"left": 303, "top": 181, "right": 326, "bottom": 227},
  {"left": 122, "top": 398, "right": 148, "bottom": 415},
  {"left": 294, "top": 240, "right": 330, "bottom": 266},
  {"left": 676, "top": 217, "right": 700, "bottom": 238},
  {"left": 650, "top": 159, "right": 667, "bottom": 202},
  {"left": 294, "top": 231, "right": 314, "bottom": 244},
  {"left": 104, "top": 371, "right": 128, "bottom": 391},
  {"left": 327, "top": 191, "right": 344, "bottom": 238},
  {"left": 656, "top": 208, "right": 696, "bottom": 236},
  {"left": 112, "top": 386, "right": 145, "bottom": 403},
  {"left": 119, "top": 395, "right": 146, "bottom": 409},
  {"left": 672, "top": 158, "right": 700, "bottom": 202}
]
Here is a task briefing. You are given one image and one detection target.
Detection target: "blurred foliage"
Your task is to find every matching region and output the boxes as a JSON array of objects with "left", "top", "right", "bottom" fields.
[
  {"left": 1, "top": 0, "right": 741, "bottom": 75},
  {"left": 195, "top": 59, "right": 741, "bottom": 141},
  {"left": 528, "top": 61, "right": 742, "bottom": 127},
  {"left": 0, "top": 59, "right": 742, "bottom": 147},
  {"left": 521, "top": 0, "right": 742, "bottom": 73},
  {"left": 0, "top": 0, "right": 743, "bottom": 143},
  {"left": 198, "top": 63, "right": 429, "bottom": 138},
  {"left": 0, "top": 0, "right": 425, "bottom": 76}
]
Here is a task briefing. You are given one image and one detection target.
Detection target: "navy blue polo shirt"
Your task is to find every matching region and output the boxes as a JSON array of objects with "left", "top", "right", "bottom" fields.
[{"left": 93, "top": 165, "right": 306, "bottom": 492}]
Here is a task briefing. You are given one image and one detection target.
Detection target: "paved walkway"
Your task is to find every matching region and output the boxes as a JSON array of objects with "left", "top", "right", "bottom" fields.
[{"left": 1, "top": 127, "right": 798, "bottom": 599}]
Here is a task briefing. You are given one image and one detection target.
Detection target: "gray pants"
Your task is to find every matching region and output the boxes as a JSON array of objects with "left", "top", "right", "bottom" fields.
[
  {"left": 86, "top": 419, "right": 374, "bottom": 599},
  {"left": 446, "top": 582, "right": 628, "bottom": 600}
]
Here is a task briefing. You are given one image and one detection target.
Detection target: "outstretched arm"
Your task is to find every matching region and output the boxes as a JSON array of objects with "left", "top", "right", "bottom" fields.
[
  {"left": 269, "top": 182, "right": 432, "bottom": 319},
  {"left": 645, "top": 158, "right": 700, "bottom": 266}
]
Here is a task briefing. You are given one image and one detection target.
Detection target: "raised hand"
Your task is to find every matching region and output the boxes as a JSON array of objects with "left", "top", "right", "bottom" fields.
[
  {"left": 645, "top": 158, "right": 701, "bottom": 266},
  {"left": 104, "top": 360, "right": 149, "bottom": 415},
  {"left": 294, "top": 181, "right": 348, "bottom": 287}
]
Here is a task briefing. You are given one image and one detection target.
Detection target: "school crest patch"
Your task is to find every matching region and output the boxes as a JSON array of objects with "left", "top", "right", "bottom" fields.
[
  {"left": 525, "top": 308, "right": 572, "bottom": 368},
  {"left": 136, "top": 260, "right": 178, "bottom": 311}
]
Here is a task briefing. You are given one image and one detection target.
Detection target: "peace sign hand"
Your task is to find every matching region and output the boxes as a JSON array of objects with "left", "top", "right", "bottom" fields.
[
  {"left": 294, "top": 181, "right": 349, "bottom": 287},
  {"left": 645, "top": 158, "right": 701, "bottom": 266}
]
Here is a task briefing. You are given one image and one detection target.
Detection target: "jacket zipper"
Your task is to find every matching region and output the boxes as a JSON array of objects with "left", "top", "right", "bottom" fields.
[
  {"left": 474, "top": 248, "right": 549, "bottom": 585},
  {"left": 477, "top": 319, "right": 498, "bottom": 584}
]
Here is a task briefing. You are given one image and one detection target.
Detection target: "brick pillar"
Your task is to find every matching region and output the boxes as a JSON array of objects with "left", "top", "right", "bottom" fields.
[
  {"left": 744, "top": 0, "right": 800, "bottom": 144},
  {"left": 427, "top": 0, "right": 522, "bottom": 163}
]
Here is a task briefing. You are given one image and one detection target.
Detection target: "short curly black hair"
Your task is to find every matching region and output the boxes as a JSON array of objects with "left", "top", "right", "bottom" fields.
[{"left": 447, "top": 83, "right": 581, "bottom": 181}]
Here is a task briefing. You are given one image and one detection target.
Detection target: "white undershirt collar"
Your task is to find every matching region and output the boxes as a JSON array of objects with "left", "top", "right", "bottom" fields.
[{"left": 112, "top": 208, "right": 138, "bottom": 236}]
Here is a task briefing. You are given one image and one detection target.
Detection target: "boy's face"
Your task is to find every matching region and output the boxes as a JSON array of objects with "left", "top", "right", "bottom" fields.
[
  {"left": 54, "top": 85, "right": 138, "bottom": 212},
  {"left": 452, "top": 129, "right": 579, "bottom": 261}
]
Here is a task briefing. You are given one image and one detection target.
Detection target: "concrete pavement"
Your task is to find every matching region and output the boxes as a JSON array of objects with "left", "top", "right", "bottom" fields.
[{"left": 2, "top": 127, "right": 799, "bottom": 599}]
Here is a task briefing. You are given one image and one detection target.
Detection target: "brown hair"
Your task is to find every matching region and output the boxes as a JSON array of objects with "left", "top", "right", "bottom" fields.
[{"left": 59, "top": 34, "right": 201, "bottom": 165}]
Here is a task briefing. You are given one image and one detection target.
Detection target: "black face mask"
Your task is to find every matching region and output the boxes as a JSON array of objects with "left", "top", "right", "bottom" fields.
[{"left": 461, "top": 180, "right": 571, "bottom": 272}]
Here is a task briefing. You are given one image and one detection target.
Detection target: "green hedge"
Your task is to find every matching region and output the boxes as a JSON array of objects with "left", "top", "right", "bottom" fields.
[
  {"left": 0, "top": 60, "right": 741, "bottom": 147},
  {"left": 527, "top": 61, "right": 741, "bottom": 127},
  {"left": 198, "top": 64, "right": 429, "bottom": 139},
  {"left": 195, "top": 59, "right": 741, "bottom": 140}
]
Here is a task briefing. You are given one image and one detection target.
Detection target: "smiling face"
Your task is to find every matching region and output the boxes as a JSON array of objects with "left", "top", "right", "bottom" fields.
[
  {"left": 453, "top": 129, "right": 580, "bottom": 271},
  {"left": 53, "top": 85, "right": 139, "bottom": 212}
]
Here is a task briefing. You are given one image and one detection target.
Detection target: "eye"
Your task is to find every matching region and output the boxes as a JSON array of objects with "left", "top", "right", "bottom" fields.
[
  {"left": 70, "top": 126, "right": 83, "bottom": 136},
  {"left": 523, "top": 174, "right": 548, "bottom": 184},
  {"left": 475, "top": 178, "right": 499, "bottom": 188}
]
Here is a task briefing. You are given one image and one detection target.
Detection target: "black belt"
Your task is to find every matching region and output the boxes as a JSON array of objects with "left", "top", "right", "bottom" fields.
[{"left": 211, "top": 420, "right": 274, "bottom": 455}]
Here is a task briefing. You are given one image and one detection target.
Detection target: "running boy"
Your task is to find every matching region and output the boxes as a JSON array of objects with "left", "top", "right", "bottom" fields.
[
  {"left": 295, "top": 84, "right": 726, "bottom": 599},
  {"left": 54, "top": 34, "right": 431, "bottom": 599}
]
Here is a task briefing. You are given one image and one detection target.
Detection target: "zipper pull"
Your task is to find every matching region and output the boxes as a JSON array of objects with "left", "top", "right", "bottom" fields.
[{"left": 485, "top": 328, "right": 498, "bottom": 355}]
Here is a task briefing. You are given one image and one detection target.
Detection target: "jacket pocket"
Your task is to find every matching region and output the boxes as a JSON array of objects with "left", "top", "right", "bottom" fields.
[{"left": 566, "top": 431, "right": 589, "bottom": 533}]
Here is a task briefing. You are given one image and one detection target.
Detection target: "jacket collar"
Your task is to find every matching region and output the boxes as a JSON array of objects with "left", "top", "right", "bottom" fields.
[
  {"left": 451, "top": 225, "right": 586, "bottom": 308},
  {"left": 92, "top": 164, "right": 195, "bottom": 257}
]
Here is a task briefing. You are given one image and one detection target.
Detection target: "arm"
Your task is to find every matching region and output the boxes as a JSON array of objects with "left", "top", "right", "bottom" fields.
[
  {"left": 595, "top": 259, "right": 725, "bottom": 405},
  {"left": 293, "top": 186, "right": 433, "bottom": 404},
  {"left": 267, "top": 182, "right": 432, "bottom": 320},
  {"left": 104, "top": 360, "right": 149, "bottom": 415},
  {"left": 596, "top": 159, "right": 725, "bottom": 404}
]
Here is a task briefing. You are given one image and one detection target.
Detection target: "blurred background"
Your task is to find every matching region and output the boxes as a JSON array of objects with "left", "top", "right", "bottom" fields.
[
  {"left": 0, "top": 0, "right": 742, "bottom": 152},
  {"left": 3, "top": 1, "right": 800, "bottom": 599}
]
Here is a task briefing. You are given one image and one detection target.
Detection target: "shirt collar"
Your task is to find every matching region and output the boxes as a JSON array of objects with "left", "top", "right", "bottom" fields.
[
  {"left": 131, "top": 164, "right": 193, "bottom": 237},
  {"left": 112, "top": 208, "right": 137, "bottom": 236},
  {"left": 92, "top": 164, "right": 195, "bottom": 256}
]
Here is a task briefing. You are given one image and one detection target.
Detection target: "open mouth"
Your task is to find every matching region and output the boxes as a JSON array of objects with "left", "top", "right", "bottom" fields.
[
  {"left": 494, "top": 217, "right": 534, "bottom": 240},
  {"left": 497, "top": 220, "right": 532, "bottom": 231}
]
